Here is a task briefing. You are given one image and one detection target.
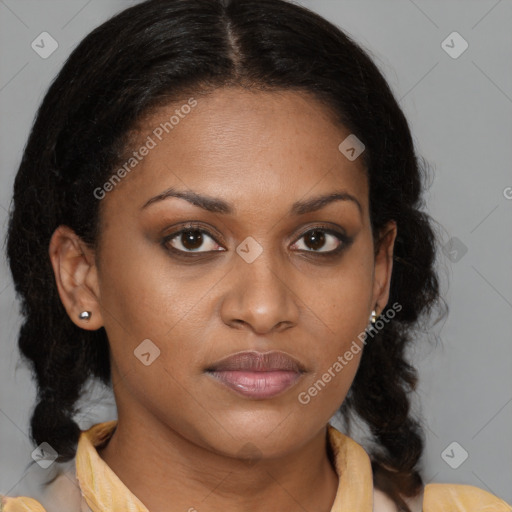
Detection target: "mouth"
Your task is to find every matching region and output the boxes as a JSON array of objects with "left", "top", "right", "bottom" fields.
[{"left": 205, "top": 350, "right": 306, "bottom": 400}]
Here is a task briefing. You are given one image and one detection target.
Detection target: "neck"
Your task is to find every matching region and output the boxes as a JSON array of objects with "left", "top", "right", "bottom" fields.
[{"left": 97, "top": 412, "right": 339, "bottom": 512}]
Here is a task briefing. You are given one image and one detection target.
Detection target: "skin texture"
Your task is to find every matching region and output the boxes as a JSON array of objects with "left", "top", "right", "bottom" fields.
[{"left": 49, "top": 87, "right": 397, "bottom": 512}]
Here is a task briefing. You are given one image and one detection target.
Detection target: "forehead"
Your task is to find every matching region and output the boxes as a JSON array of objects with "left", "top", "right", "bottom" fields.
[{"left": 100, "top": 87, "right": 369, "bottom": 220}]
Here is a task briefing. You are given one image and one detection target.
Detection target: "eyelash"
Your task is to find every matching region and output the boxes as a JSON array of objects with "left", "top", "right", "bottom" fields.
[{"left": 161, "top": 222, "right": 353, "bottom": 259}]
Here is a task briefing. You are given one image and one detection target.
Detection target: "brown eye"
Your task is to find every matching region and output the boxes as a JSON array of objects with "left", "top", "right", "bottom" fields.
[
  {"left": 303, "top": 230, "right": 326, "bottom": 251},
  {"left": 291, "top": 228, "right": 345, "bottom": 254},
  {"left": 180, "top": 230, "right": 204, "bottom": 251},
  {"left": 165, "top": 228, "right": 223, "bottom": 253}
]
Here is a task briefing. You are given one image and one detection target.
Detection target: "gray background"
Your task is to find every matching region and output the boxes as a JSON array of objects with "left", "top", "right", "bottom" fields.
[{"left": 1, "top": 0, "right": 511, "bottom": 503}]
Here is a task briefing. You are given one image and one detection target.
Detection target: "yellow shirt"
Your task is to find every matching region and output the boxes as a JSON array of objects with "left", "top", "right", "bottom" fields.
[{"left": 1, "top": 420, "right": 510, "bottom": 512}]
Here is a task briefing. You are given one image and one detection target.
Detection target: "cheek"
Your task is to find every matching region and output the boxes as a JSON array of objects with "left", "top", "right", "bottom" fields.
[
  {"left": 95, "top": 239, "right": 208, "bottom": 421},
  {"left": 302, "top": 239, "right": 375, "bottom": 336},
  {"left": 296, "top": 294, "right": 366, "bottom": 421},
  {"left": 95, "top": 229, "right": 204, "bottom": 369},
  {"left": 98, "top": 224, "right": 189, "bottom": 327},
  {"left": 294, "top": 241, "right": 374, "bottom": 410}
]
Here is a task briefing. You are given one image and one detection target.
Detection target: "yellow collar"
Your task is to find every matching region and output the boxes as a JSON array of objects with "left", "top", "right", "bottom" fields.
[{"left": 76, "top": 420, "right": 373, "bottom": 512}]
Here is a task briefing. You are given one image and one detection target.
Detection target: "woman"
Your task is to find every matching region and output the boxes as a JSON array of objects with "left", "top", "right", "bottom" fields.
[{"left": 1, "top": 0, "right": 510, "bottom": 511}]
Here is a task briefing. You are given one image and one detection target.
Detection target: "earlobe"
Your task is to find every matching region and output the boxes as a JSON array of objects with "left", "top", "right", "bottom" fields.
[
  {"left": 372, "top": 221, "right": 397, "bottom": 314},
  {"left": 48, "top": 225, "right": 103, "bottom": 330}
]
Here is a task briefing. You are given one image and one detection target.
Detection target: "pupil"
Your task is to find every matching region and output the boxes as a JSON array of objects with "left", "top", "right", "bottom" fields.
[
  {"left": 182, "top": 230, "right": 203, "bottom": 250},
  {"left": 306, "top": 230, "right": 325, "bottom": 251}
]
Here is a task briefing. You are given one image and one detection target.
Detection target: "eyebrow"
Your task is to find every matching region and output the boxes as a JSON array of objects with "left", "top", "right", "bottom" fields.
[{"left": 141, "top": 187, "right": 362, "bottom": 216}]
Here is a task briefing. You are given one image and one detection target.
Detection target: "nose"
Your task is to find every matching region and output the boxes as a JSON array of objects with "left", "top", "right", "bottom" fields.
[{"left": 220, "top": 247, "right": 300, "bottom": 335}]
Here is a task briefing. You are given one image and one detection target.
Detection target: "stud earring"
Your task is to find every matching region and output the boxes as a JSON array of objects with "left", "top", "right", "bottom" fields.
[
  {"left": 79, "top": 311, "right": 92, "bottom": 321},
  {"left": 370, "top": 309, "right": 377, "bottom": 325}
]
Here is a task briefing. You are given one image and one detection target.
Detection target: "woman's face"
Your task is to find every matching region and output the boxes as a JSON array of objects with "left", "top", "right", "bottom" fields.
[{"left": 53, "top": 87, "right": 396, "bottom": 459}]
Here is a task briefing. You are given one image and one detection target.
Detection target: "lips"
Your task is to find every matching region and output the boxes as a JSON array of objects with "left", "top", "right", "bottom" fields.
[
  {"left": 206, "top": 351, "right": 305, "bottom": 399},
  {"left": 206, "top": 351, "right": 305, "bottom": 372}
]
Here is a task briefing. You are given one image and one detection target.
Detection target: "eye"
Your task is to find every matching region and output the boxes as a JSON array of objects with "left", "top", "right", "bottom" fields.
[
  {"left": 163, "top": 226, "right": 224, "bottom": 254},
  {"left": 290, "top": 227, "right": 350, "bottom": 255},
  {"left": 162, "top": 223, "right": 351, "bottom": 258}
]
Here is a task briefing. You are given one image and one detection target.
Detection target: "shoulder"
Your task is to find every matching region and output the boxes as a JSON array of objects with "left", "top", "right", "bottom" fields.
[
  {"left": 1, "top": 495, "right": 47, "bottom": 512},
  {"left": 0, "top": 457, "right": 84, "bottom": 512},
  {"left": 373, "top": 488, "right": 423, "bottom": 512},
  {"left": 373, "top": 488, "right": 404, "bottom": 512},
  {"left": 374, "top": 483, "right": 511, "bottom": 512},
  {"left": 424, "top": 483, "right": 512, "bottom": 511}
]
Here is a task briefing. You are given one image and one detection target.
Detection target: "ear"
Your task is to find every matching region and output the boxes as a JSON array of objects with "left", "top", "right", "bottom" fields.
[
  {"left": 48, "top": 225, "right": 104, "bottom": 330},
  {"left": 371, "top": 220, "right": 397, "bottom": 316}
]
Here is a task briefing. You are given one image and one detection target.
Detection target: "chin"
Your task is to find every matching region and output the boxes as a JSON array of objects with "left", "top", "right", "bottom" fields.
[{"left": 204, "top": 414, "right": 312, "bottom": 459}]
